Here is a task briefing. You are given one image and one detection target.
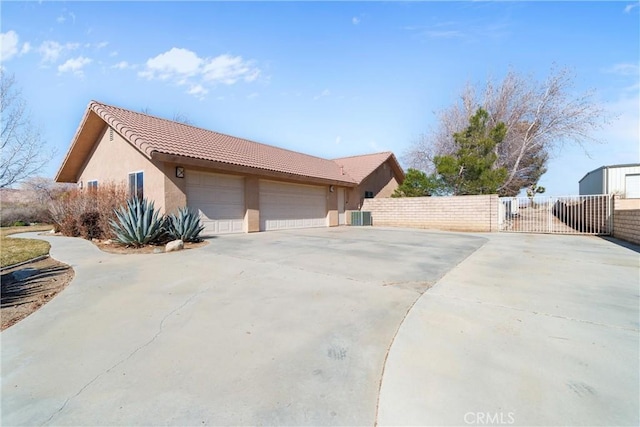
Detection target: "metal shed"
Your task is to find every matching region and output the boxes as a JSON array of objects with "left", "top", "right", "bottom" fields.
[{"left": 579, "top": 164, "right": 640, "bottom": 198}]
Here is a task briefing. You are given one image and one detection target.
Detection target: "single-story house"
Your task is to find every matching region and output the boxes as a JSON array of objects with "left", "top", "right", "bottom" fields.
[
  {"left": 579, "top": 164, "right": 640, "bottom": 199},
  {"left": 55, "top": 101, "right": 405, "bottom": 234}
]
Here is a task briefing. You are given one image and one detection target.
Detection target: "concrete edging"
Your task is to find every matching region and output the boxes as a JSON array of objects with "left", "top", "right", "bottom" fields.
[{"left": 0, "top": 255, "right": 51, "bottom": 272}]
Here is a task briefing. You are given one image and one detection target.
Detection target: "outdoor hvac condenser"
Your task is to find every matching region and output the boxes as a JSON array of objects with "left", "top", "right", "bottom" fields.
[{"left": 350, "top": 211, "right": 372, "bottom": 226}]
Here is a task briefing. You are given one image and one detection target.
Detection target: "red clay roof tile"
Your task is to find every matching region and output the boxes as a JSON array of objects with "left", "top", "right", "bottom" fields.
[
  {"left": 90, "top": 101, "right": 359, "bottom": 184},
  {"left": 333, "top": 152, "right": 401, "bottom": 182}
]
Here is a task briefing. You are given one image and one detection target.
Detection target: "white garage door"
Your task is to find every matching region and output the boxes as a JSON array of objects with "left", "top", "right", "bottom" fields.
[
  {"left": 259, "top": 180, "right": 327, "bottom": 231},
  {"left": 625, "top": 174, "right": 640, "bottom": 198},
  {"left": 186, "top": 171, "right": 245, "bottom": 235}
]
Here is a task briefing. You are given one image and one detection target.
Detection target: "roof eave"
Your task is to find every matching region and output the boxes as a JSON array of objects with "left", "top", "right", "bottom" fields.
[
  {"left": 151, "top": 152, "right": 358, "bottom": 187},
  {"left": 55, "top": 106, "right": 107, "bottom": 183}
]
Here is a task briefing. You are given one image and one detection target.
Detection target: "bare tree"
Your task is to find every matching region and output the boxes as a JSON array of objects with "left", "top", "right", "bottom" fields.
[
  {"left": 1, "top": 71, "right": 55, "bottom": 188},
  {"left": 405, "top": 67, "right": 609, "bottom": 195},
  {"left": 172, "top": 112, "right": 193, "bottom": 125}
]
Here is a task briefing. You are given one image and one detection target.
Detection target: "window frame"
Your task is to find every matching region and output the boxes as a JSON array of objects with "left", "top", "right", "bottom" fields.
[{"left": 128, "top": 171, "right": 144, "bottom": 200}]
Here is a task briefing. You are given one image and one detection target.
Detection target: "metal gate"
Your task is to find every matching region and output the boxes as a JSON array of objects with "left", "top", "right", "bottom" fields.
[{"left": 498, "top": 195, "right": 612, "bottom": 235}]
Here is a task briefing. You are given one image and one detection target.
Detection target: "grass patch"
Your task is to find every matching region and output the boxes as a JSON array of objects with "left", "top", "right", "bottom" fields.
[{"left": 1, "top": 225, "right": 53, "bottom": 268}]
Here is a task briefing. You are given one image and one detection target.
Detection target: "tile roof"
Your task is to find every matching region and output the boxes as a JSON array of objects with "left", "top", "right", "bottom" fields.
[
  {"left": 58, "top": 100, "right": 404, "bottom": 185},
  {"left": 89, "top": 101, "right": 358, "bottom": 184},
  {"left": 333, "top": 152, "right": 402, "bottom": 182}
]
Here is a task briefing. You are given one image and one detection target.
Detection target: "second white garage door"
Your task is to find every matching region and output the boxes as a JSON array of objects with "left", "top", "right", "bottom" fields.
[
  {"left": 259, "top": 180, "right": 327, "bottom": 231},
  {"left": 186, "top": 171, "right": 245, "bottom": 235}
]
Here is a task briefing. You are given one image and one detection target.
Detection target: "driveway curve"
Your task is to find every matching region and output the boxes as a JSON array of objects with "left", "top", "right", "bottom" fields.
[
  {"left": 378, "top": 233, "right": 639, "bottom": 426},
  {"left": 2, "top": 227, "right": 485, "bottom": 426}
]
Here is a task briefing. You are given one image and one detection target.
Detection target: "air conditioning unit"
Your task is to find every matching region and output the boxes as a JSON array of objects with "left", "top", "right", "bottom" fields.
[{"left": 351, "top": 211, "right": 372, "bottom": 226}]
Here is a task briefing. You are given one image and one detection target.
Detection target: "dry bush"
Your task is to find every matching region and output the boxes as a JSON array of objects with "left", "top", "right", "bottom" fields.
[
  {"left": 0, "top": 203, "right": 51, "bottom": 226},
  {"left": 95, "top": 182, "right": 129, "bottom": 239},
  {"left": 49, "top": 182, "right": 128, "bottom": 240}
]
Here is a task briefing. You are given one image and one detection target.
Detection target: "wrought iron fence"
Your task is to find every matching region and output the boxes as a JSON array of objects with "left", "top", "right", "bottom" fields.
[{"left": 498, "top": 195, "right": 612, "bottom": 235}]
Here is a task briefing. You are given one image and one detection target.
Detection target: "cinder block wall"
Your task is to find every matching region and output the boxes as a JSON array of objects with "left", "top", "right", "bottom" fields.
[
  {"left": 613, "top": 209, "right": 640, "bottom": 245},
  {"left": 361, "top": 195, "right": 499, "bottom": 232}
]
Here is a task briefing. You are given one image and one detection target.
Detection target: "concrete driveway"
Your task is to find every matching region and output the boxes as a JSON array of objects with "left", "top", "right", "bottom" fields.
[
  {"left": 2, "top": 228, "right": 638, "bottom": 426},
  {"left": 1, "top": 227, "right": 484, "bottom": 426}
]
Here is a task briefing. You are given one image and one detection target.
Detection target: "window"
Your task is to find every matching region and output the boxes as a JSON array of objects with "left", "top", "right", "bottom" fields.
[
  {"left": 129, "top": 172, "right": 143, "bottom": 199},
  {"left": 364, "top": 191, "right": 374, "bottom": 199},
  {"left": 87, "top": 180, "right": 98, "bottom": 191}
]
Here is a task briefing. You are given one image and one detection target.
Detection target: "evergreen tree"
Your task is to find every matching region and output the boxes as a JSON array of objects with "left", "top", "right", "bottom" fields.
[{"left": 434, "top": 108, "right": 508, "bottom": 195}]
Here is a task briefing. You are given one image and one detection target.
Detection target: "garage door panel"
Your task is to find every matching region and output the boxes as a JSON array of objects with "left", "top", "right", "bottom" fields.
[
  {"left": 259, "top": 180, "right": 327, "bottom": 231},
  {"left": 187, "top": 171, "right": 245, "bottom": 235}
]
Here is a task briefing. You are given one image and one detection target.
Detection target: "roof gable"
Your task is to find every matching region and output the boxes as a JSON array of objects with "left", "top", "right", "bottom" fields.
[
  {"left": 333, "top": 152, "right": 405, "bottom": 184},
  {"left": 56, "top": 101, "right": 404, "bottom": 186}
]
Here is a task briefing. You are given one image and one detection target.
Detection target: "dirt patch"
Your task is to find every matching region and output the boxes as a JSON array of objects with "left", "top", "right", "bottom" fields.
[{"left": 1, "top": 257, "right": 74, "bottom": 330}]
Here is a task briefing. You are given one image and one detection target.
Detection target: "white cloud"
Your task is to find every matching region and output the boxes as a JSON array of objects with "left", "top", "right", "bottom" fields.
[
  {"left": 352, "top": 17, "right": 360, "bottom": 25},
  {"left": 605, "top": 63, "right": 640, "bottom": 76},
  {"left": 624, "top": 2, "right": 639, "bottom": 13},
  {"left": 109, "top": 50, "right": 118, "bottom": 57},
  {"left": 313, "top": 89, "right": 330, "bottom": 100},
  {"left": 335, "top": 136, "right": 342, "bottom": 145},
  {"left": 111, "top": 61, "right": 131, "bottom": 70},
  {"left": 141, "top": 47, "right": 202, "bottom": 80},
  {"left": 20, "top": 42, "right": 31, "bottom": 55},
  {"left": 188, "top": 84, "right": 208, "bottom": 99},
  {"left": 139, "top": 47, "right": 261, "bottom": 98},
  {"left": 1, "top": 31, "right": 20, "bottom": 61},
  {"left": 58, "top": 56, "right": 92, "bottom": 76},
  {"left": 202, "top": 53, "right": 260, "bottom": 84},
  {"left": 96, "top": 41, "right": 108, "bottom": 49},
  {"left": 38, "top": 40, "right": 79, "bottom": 63},
  {"left": 57, "top": 11, "right": 76, "bottom": 24},
  {"left": 247, "top": 92, "right": 259, "bottom": 99}
]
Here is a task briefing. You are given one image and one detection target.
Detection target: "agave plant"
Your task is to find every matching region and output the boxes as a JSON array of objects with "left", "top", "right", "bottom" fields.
[
  {"left": 110, "top": 198, "right": 166, "bottom": 247},
  {"left": 167, "top": 207, "right": 205, "bottom": 242}
]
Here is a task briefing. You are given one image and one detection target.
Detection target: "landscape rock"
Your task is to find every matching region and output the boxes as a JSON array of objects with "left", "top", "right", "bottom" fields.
[{"left": 165, "top": 239, "right": 184, "bottom": 253}]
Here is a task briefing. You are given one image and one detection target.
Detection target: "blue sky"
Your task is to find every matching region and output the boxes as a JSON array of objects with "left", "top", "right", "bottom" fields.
[{"left": 1, "top": 1, "right": 638, "bottom": 195}]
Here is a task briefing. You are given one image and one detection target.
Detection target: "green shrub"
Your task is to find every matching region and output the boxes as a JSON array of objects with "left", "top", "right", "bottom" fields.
[
  {"left": 167, "top": 207, "right": 204, "bottom": 242},
  {"left": 110, "top": 198, "right": 166, "bottom": 247},
  {"left": 12, "top": 220, "right": 27, "bottom": 227}
]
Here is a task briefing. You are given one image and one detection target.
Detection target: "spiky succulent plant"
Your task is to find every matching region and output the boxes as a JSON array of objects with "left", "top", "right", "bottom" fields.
[
  {"left": 110, "top": 198, "right": 166, "bottom": 247},
  {"left": 167, "top": 206, "right": 205, "bottom": 242}
]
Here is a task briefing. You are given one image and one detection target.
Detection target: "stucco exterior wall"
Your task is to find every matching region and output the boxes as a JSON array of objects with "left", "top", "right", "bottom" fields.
[
  {"left": 77, "top": 126, "right": 168, "bottom": 212},
  {"left": 245, "top": 177, "right": 260, "bottom": 232},
  {"left": 346, "top": 159, "right": 400, "bottom": 210},
  {"left": 327, "top": 186, "right": 344, "bottom": 227},
  {"left": 361, "top": 195, "right": 499, "bottom": 232},
  {"left": 162, "top": 162, "right": 187, "bottom": 214},
  {"left": 614, "top": 198, "right": 640, "bottom": 210}
]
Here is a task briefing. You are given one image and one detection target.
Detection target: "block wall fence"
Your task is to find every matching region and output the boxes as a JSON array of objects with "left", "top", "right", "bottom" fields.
[
  {"left": 612, "top": 197, "right": 640, "bottom": 245},
  {"left": 360, "top": 195, "right": 639, "bottom": 245},
  {"left": 361, "top": 195, "right": 499, "bottom": 232}
]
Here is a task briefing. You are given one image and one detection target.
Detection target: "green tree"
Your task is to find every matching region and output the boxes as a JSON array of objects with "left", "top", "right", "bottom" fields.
[
  {"left": 405, "top": 67, "right": 608, "bottom": 196},
  {"left": 391, "top": 168, "right": 442, "bottom": 197},
  {"left": 434, "top": 108, "right": 508, "bottom": 195}
]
